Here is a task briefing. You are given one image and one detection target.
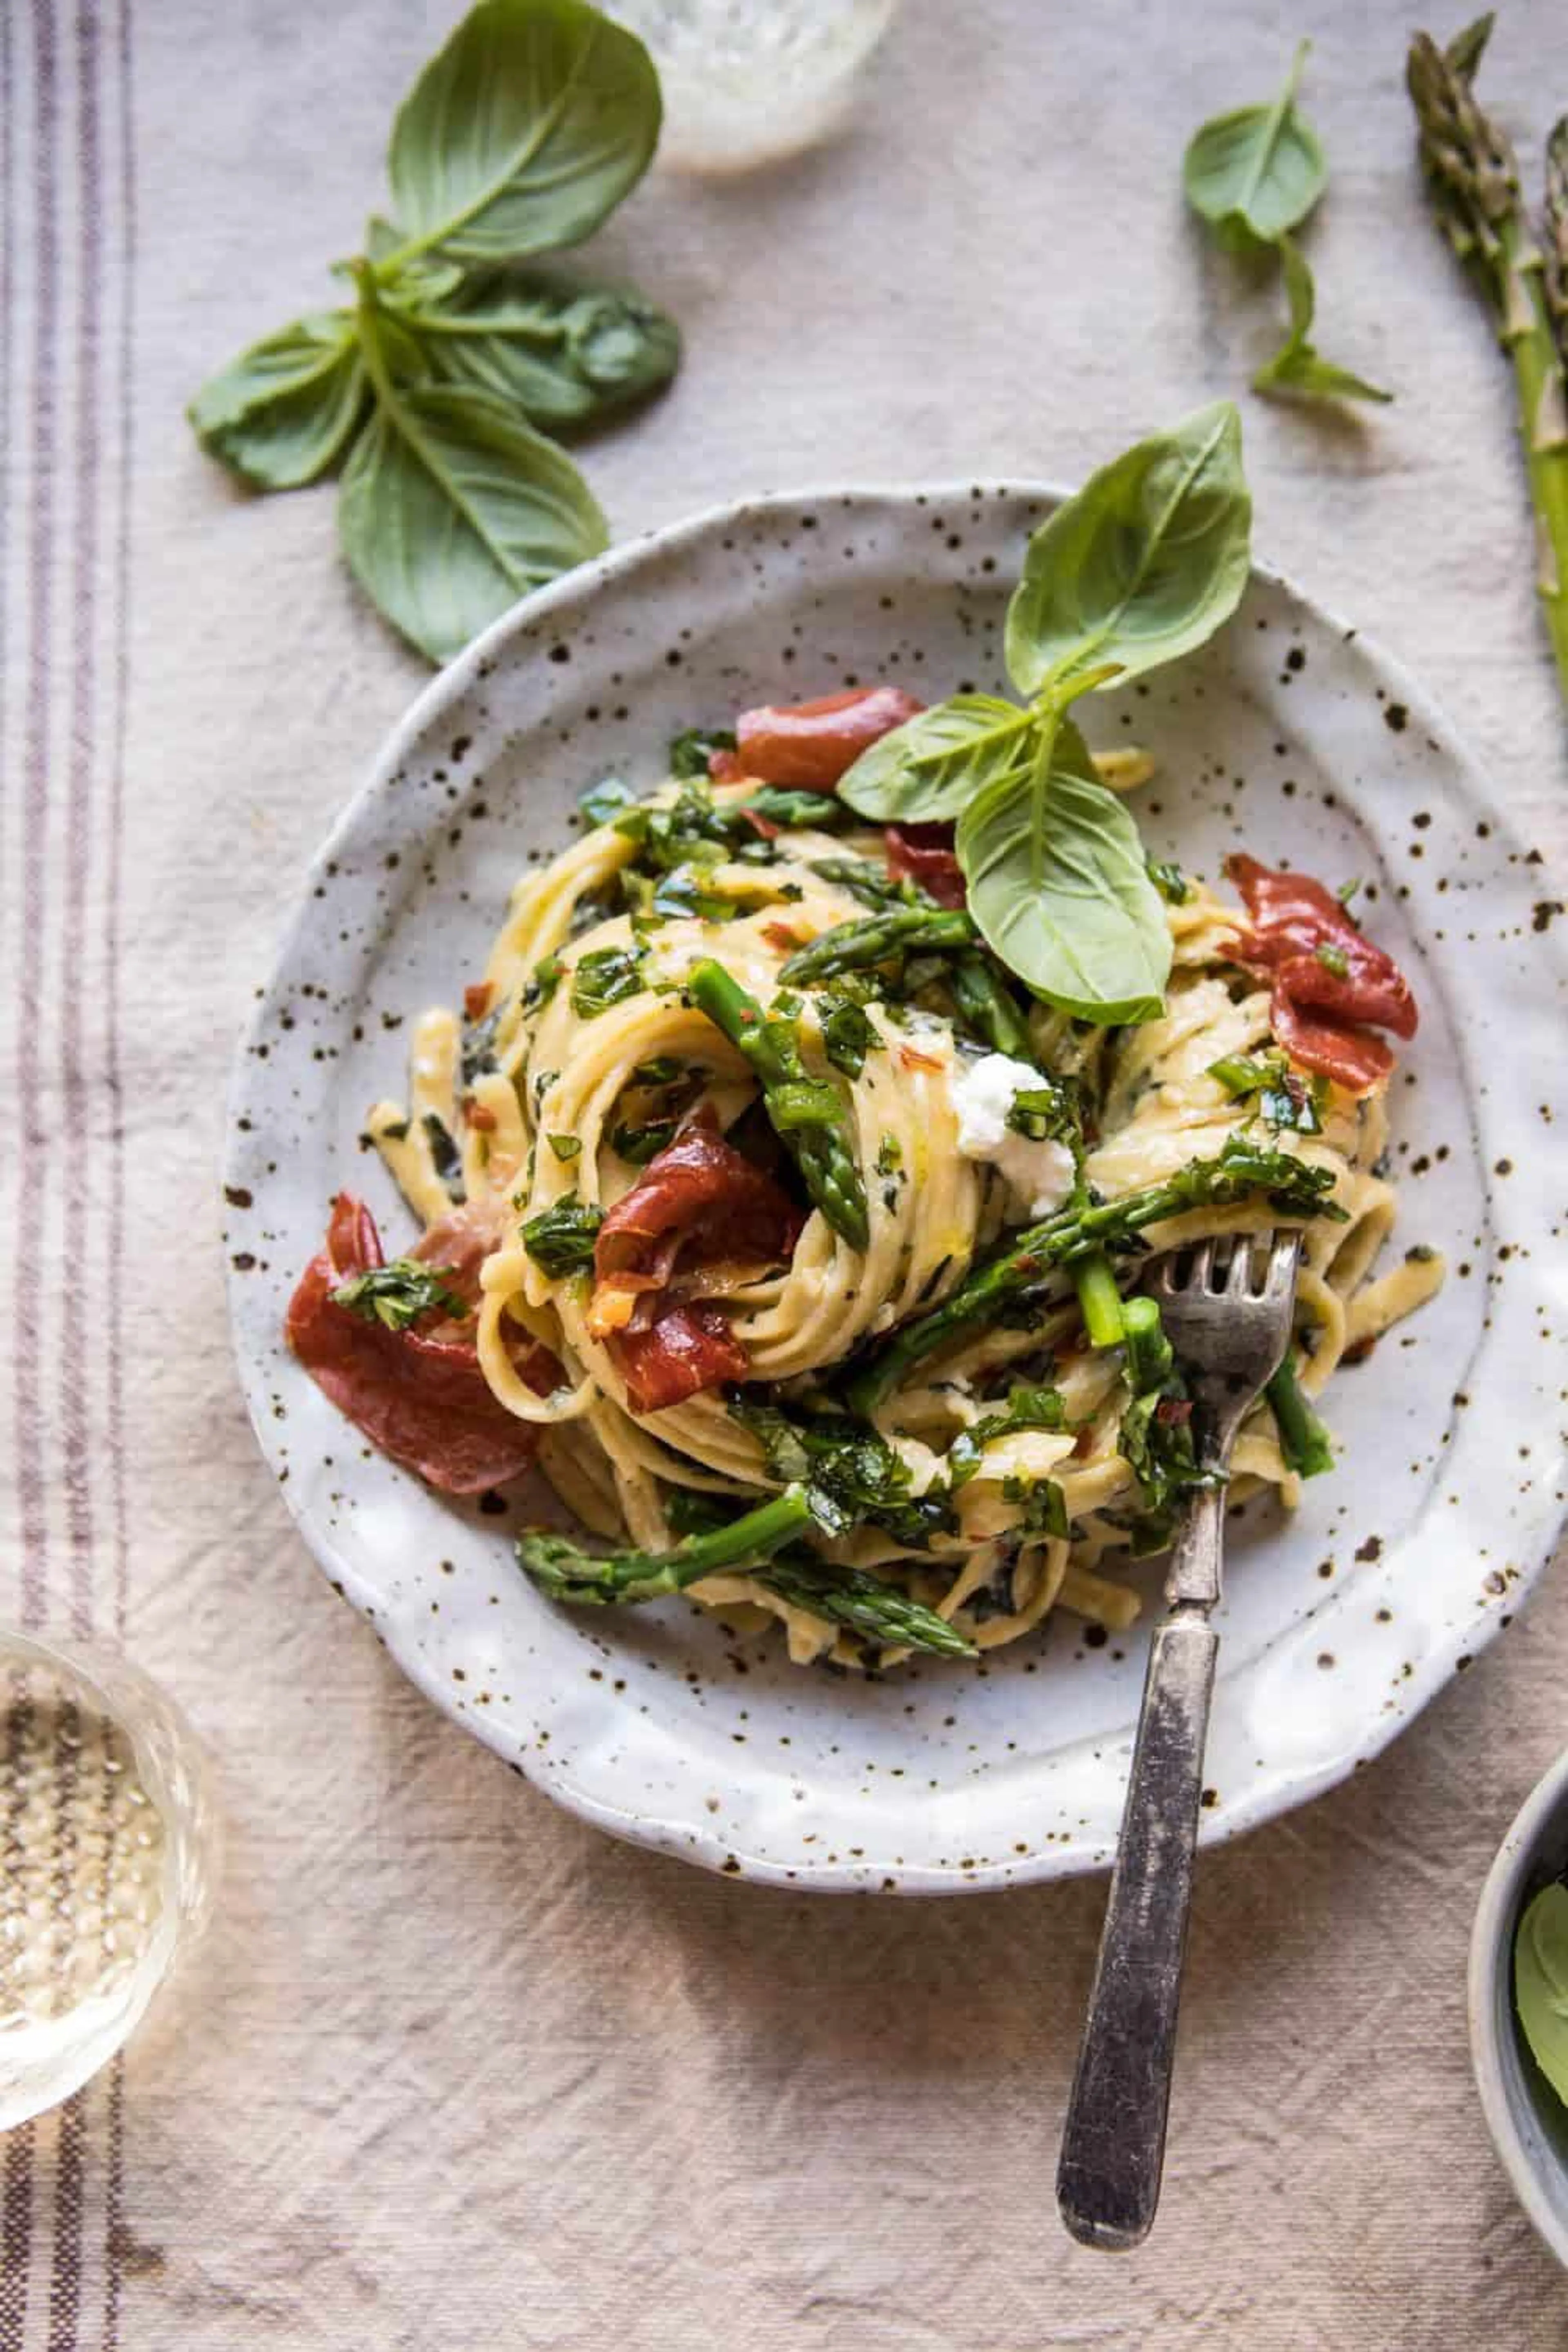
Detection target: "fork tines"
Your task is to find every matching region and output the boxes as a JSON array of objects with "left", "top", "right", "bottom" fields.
[{"left": 1155, "top": 1231, "right": 1302, "bottom": 1301}]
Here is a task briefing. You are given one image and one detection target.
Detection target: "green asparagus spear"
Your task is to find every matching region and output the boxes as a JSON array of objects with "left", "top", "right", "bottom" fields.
[
  {"left": 1408, "top": 19, "right": 1568, "bottom": 697},
  {"left": 779, "top": 907, "right": 977, "bottom": 984},
  {"left": 847, "top": 1136, "right": 1344, "bottom": 1412},
  {"left": 806, "top": 858, "right": 1030, "bottom": 1054},
  {"left": 1265, "top": 1353, "right": 1335, "bottom": 1477},
  {"left": 687, "top": 959, "right": 870, "bottom": 1252},
  {"left": 755, "top": 1560, "right": 978, "bottom": 1659},
  {"left": 947, "top": 951, "right": 1032, "bottom": 1058},
  {"left": 519, "top": 1486, "right": 816, "bottom": 1606},
  {"left": 520, "top": 1484, "right": 975, "bottom": 1658},
  {"left": 1073, "top": 1252, "right": 1127, "bottom": 1349},
  {"left": 808, "top": 857, "right": 925, "bottom": 910},
  {"left": 1544, "top": 118, "right": 1568, "bottom": 362}
]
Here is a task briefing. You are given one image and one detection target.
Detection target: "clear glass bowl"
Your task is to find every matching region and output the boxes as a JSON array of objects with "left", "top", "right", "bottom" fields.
[
  {"left": 605, "top": 0, "right": 902, "bottom": 172},
  {"left": 0, "top": 1633, "right": 218, "bottom": 2129}
]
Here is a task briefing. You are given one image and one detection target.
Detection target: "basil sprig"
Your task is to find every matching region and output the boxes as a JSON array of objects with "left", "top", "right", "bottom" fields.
[
  {"left": 1252, "top": 237, "right": 1394, "bottom": 407},
  {"left": 1182, "top": 39, "right": 1325, "bottom": 251},
  {"left": 839, "top": 405, "right": 1253, "bottom": 1025},
  {"left": 188, "top": 0, "right": 675, "bottom": 663},
  {"left": 1183, "top": 44, "right": 1391, "bottom": 408}
]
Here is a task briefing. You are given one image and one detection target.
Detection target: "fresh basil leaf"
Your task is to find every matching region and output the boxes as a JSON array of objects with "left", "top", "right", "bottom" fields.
[
  {"left": 1253, "top": 236, "right": 1393, "bottom": 406},
  {"left": 669, "top": 726, "right": 736, "bottom": 779},
  {"left": 741, "top": 786, "right": 852, "bottom": 831},
  {"left": 838, "top": 693, "right": 1038, "bottom": 824},
  {"left": 1146, "top": 857, "right": 1192, "bottom": 905},
  {"left": 608, "top": 1118, "right": 675, "bottom": 1163},
  {"left": 819, "top": 996, "right": 875, "bottom": 1079},
  {"left": 947, "top": 1385, "right": 1067, "bottom": 1490},
  {"left": 461, "top": 999, "right": 503, "bottom": 1084},
  {"left": 522, "top": 949, "right": 566, "bottom": 1015},
  {"left": 1000, "top": 1472, "right": 1071, "bottom": 1541},
  {"left": 189, "top": 314, "right": 368, "bottom": 491},
  {"left": 338, "top": 380, "right": 607, "bottom": 664},
  {"left": 522, "top": 1192, "right": 604, "bottom": 1277},
  {"left": 332, "top": 1258, "right": 468, "bottom": 1330},
  {"left": 1208, "top": 1049, "right": 1325, "bottom": 1134},
  {"left": 580, "top": 775, "right": 637, "bottom": 825},
  {"left": 956, "top": 716, "right": 1172, "bottom": 1025},
  {"left": 1004, "top": 405, "right": 1252, "bottom": 699},
  {"left": 570, "top": 945, "right": 644, "bottom": 1017},
  {"left": 1004, "top": 1076, "right": 1083, "bottom": 1148},
  {"left": 363, "top": 216, "right": 466, "bottom": 304},
  {"left": 401, "top": 276, "right": 679, "bottom": 429},
  {"left": 1182, "top": 41, "right": 1327, "bottom": 251},
  {"left": 385, "top": 0, "right": 661, "bottom": 267}
]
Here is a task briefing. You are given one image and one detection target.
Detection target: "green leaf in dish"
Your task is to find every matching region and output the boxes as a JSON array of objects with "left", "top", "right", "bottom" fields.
[
  {"left": 837, "top": 693, "right": 1038, "bottom": 824},
  {"left": 956, "top": 715, "right": 1172, "bottom": 1025},
  {"left": 1253, "top": 236, "right": 1393, "bottom": 406},
  {"left": 383, "top": 0, "right": 662, "bottom": 269},
  {"left": 1003, "top": 403, "right": 1253, "bottom": 700},
  {"left": 1182, "top": 41, "right": 1327, "bottom": 252},
  {"left": 1515, "top": 1880, "right": 1568, "bottom": 2107},
  {"left": 337, "top": 303, "right": 608, "bottom": 662},
  {"left": 399, "top": 275, "right": 680, "bottom": 429},
  {"left": 188, "top": 314, "right": 368, "bottom": 490}
]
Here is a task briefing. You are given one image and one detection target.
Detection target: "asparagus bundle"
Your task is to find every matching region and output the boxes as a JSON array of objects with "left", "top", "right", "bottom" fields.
[
  {"left": 803, "top": 862, "right": 1031, "bottom": 1054},
  {"left": 1408, "top": 16, "right": 1568, "bottom": 698}
]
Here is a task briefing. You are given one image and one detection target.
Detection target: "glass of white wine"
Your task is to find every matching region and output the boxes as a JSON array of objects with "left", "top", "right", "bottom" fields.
[
  {"left": 0, "top": 1633, "right": 217, "bottom": 2129},
  {"left": 604, "top": 0, "right": 902, "bottom": 172}
]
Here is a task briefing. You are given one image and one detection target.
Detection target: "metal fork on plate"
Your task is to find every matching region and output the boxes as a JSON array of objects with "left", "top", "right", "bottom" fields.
[{"left": 1057, "top": 1227, "right": 1304, "bottom": 2253}]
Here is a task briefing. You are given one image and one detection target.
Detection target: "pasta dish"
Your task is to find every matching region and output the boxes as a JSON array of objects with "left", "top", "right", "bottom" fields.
[{"left": 285, "top": 408, "right": 1443, "bottom": 1668}]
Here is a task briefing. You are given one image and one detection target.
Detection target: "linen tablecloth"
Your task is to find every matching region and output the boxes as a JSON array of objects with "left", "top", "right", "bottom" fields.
[{"left": 4, "top": 0, "right": 1568, "bottom": 2342}]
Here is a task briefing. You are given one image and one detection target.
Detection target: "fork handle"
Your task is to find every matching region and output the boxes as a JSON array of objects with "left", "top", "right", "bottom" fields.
[{"left": 1057, "top": 1610, "right": 1218, "bottom": 2251}]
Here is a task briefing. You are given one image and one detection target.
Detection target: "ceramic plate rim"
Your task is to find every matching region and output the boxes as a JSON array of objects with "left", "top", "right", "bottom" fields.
[{"left": 226, "top": 477, "right": 1568, "bottom": 1893}]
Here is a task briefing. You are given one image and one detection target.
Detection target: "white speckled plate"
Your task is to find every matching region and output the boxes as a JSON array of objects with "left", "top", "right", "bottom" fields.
[{"left": 225, "top": 483, "right": 1568, "bottom": 1893}]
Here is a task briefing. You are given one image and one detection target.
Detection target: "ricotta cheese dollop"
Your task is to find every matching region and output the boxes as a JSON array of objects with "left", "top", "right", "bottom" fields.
[{"left": 948, "top": 1052, "right": 1077, "bottom": 1220}]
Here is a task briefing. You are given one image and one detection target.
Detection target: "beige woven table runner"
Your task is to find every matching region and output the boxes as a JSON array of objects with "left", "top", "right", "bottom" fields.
[{"left": 3, "top": 0, "right": 1568, "bottom": 2342}]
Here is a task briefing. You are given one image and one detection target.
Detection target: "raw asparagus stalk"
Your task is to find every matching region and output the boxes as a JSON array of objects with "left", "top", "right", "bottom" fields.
[
  {"left": 756, "top": 1560, "right": 978, "bottom": 1659},
  {"left": 519, "top": 1486, "right": 815, "bottom": 1605},
  {"left": 687, "top": 958, "right": 870, "bottom": 1251},
  {"left": 1265, "top": 1354, "right": 1335, "bottom": 1477},
  {"left": 779, "top": 906, "right": 976, "bottom": 984},
  {"left": 1408, "top": 19, "right": 1568, "bottom": 697},
  {"left": 1545, "top": 118, "right": 1568, "bottom": 361},
  {"left": 847, "top": 1137, "right": 1343, "bottom": 1412}
]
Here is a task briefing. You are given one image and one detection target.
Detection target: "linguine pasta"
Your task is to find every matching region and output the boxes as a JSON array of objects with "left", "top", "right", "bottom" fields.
[{"left": 347, "top": 765, "right": 1443, "bottom": 1669}]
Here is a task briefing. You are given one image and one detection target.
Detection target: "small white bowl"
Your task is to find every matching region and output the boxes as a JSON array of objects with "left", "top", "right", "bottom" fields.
[{"left": 1469, "top": 1752, "right": 1568, "bottom": 2265}]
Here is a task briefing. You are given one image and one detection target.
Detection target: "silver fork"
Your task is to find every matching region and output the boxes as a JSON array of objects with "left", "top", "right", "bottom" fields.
[{"left": 1056, "top": 1228, "right": 1303, "bottom": 2253}]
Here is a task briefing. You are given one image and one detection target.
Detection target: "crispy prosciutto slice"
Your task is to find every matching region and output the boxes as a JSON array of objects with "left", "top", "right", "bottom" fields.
[
  {"left": 710, "top": 686, "right": 922, "bottom": 790},
  {"left": 1225, "top": 853, "right": 1418, "bottom": 1097},
  {"left": 1270, "top": 991, "right": 1393, "bottom": 1094},
  {"left": 610, "top": 1307, "right": 749, "bottom": 1415},
  {"left": 885, "top": 821, "right": 966, "bottom": 908},
  {"left": 588, "top": 1113, "right": 802, "bottom": 1410},
  {"left": 286, "top": 1193, "right": 556, "bottom": 1494}
]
